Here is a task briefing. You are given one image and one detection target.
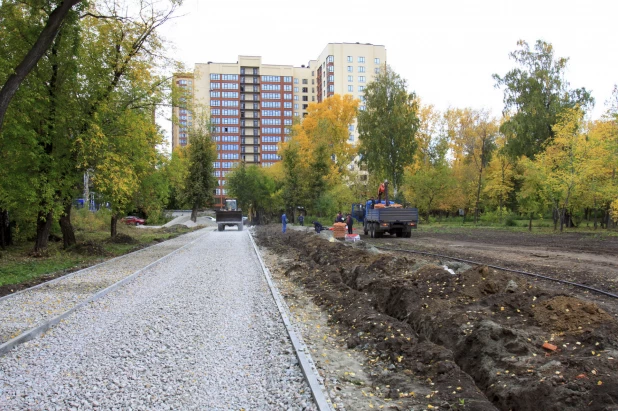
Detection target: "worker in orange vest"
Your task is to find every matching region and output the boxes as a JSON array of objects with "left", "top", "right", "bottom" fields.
[{"left": 377, "top": 180, "right": 388, "bottom": 202}]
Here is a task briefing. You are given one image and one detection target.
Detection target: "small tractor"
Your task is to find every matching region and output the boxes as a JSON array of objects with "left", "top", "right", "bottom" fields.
[{"left": 215, "top": 199, "right": 243, "bottom": 231}]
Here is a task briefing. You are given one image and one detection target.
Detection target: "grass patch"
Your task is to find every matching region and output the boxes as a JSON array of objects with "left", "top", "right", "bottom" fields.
[{"left": 0, "top": 210, "right": 196, "bottom": 289}]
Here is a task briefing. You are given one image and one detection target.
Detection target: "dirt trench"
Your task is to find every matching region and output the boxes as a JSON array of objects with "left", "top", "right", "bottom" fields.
[{"left": 255, "top": 227, "right": 618, "bottom": 411}]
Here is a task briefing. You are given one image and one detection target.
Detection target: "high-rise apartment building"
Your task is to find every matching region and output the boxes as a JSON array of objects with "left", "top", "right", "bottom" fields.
[{"left": 172, "top": 43, "right": 386, "bottom": 206}]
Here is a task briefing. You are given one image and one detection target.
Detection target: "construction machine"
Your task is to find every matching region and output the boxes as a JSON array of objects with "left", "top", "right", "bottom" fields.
[{"left": 215, "top": 199, "right": 243, "bottom": 231}]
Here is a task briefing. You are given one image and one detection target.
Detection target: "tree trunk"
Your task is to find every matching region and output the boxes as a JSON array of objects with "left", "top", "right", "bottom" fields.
[
  {"left": 474, "top": 170, "right": 483, "bottom": 224},
  {"left": 34, "top": 210, "right": 54, "bottom": 252},
  {"left": 191, "top": 202, "right": 198, "bottom": 222},
  {"left": 528, "top": 212, "right": 533, "bottom": 232},
  {"left": 59, "top": 199, "right": 76, "bottom": 248},
  {"left": 110, "top": 214, "right": 118, "bottom": 238},
  {"left": 559, "top": 207, "right": 566, "bottom": 232},
  {"left": 0, "top": 0, "right": 82, "bottom": 132},
  {"left": 553, "top": 205, "right": 559, "bottom": 231},
  {"left": 0, "top": 209, "right": 12, "bottom": 248}
]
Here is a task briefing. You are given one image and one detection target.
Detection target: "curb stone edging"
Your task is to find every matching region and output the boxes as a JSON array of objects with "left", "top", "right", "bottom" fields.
[
  {"left": 248, "top": 229, "right": 333, "bottom": 411},
  {"left": 0, "top": 228, "right": 214, "bottom": 357}
]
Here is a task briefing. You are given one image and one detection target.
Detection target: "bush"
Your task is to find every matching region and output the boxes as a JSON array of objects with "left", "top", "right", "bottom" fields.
[{"left": 73, "top": 208, "right": 111, "bottom": 233}]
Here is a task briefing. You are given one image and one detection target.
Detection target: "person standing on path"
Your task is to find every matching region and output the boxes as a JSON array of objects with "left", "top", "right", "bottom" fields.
[
  {"left": 298, "top": 214, "right": 304, "bottom": 226},
  {"left": 346, "top": 213, "right": 354, "bottom": 234},
  {"left": 281, "top": 211, "right": 287, "bottom": 233}
]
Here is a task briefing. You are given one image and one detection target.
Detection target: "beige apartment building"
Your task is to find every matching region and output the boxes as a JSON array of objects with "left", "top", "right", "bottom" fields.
[{"left": 172, "top": 43, "right": 386, "bottom": 206}]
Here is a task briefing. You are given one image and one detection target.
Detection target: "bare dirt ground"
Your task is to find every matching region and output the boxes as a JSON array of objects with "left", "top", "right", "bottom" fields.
[{"left": 255, "top": 226, "right": 618, "bottom": 411}]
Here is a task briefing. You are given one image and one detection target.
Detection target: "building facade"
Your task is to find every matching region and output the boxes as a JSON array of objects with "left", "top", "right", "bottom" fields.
[{"left": 172, "top": 43, "right": 386, "bottom": 206}]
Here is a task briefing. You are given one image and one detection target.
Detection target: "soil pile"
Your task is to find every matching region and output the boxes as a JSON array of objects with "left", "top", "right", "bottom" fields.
[{"left": 255, "top": 226, "right": 618, "bottom": 411}]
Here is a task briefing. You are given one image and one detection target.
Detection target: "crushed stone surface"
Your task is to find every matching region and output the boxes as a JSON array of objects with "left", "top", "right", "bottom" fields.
[{"left": 0, "top": 228, "right": 316, "bottom": 410}]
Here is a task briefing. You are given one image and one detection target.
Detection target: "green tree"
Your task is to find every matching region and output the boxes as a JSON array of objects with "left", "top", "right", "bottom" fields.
[
  {"left": 183, "top": 114, "right": 216, "bottom": 222},
  {"left": 358, "top": 65, "right": 420, "bottom": 195},
  {"left": 0, "top": 0, "right": 84, "bottom": 132},
  {"left": 279, "top": 140, "right": 305, "bottom": 220},
  {"left": 404, "top": 165, "right": 455, "bottom": 223},
  {"left": 227, "top": 163, "right": 275, "bottom": 224},
  {"left": 493, "top": 39, "right": 593, "bottom": 159}
]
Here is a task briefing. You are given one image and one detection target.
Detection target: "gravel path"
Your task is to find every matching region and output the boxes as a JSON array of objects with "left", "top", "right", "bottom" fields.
[
  {"left": 0, "top": 229, "right": 317, "bottom": 410},
  {"left": 0, "top": 229, "right": 208, "bottom": 346}
]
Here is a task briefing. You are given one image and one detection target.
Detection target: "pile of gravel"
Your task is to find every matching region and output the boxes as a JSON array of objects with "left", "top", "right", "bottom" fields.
[{"left": 0, "top": 229, "right": 317, "bottom": 410}]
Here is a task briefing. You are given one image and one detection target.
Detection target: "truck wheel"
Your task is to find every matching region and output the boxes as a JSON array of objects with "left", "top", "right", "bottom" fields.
[
  {"left": 238, "top": 223, "right": 243, "bottom": 231},
  {"left": 396, "top": 230, "right": 403, "bottom": 237},
  {"left": 404, "top": 230, "right": 411, "bottom": 238},
  {"left": 218, "top": 224, "right": 224, "bottom": 231},
  {"left": 375, "top": 225, "right": 383, "bottom": 238},
  {"left": 370, "top": 224, "right": 375, "bottom": 238},
  {"left": 364, "top": 223, "right": 368, "bottom": 236}
]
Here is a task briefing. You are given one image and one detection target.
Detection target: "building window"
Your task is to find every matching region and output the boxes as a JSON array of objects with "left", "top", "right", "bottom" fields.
[
  {"left": 374, "top": 67, "right": 380, "bottom": 74},
  {"left": 302, "top": 79, "right": 308, "bottom": 84},
  {"left": 284, "top": 76, "right": 292, "bottom": 82},
  {"left": 328, "top": 75, "right": 334, "bottom": 83},
  {"left": 348, "top": 85, "right": 353, "bottom": 92},
  {"left": 347, "top": 56, "right": 352, "bottom": 63},
  {"left": 348, "top": 125, "right": 354, "bottom": 131},
  {"left": 348, "top": 75, "right": 353, "bottom": 82},
  {"left": 284, "top": 110, "right": 292, "bottom": 117},
  {"left": 327, "top": 66, "right": 334, "bottom": 72},
  {"left": 358, "top": 66, "right": 365, "bottom": 73},
  {"left": 294, "top": 103, "right": 298, "bottom": 109},
  {"left": 358, "top": 85, "right": 365, "bottom": 92},
  {"left": 302, "top": 87, "right": 308, "bottom": 93},
  {"left": 222, "top": 74, "right": 238, "bottom": 81},
  {"left": 211, "top": 109, "right": 220, "bottom": 115},
  {"left": 262, "top": 84, "right": 281, "bottom": 91},
  {"left": 374, "top": 58, "right": 380, "bottom": 64},
  {"left": 210, "top": 74, "right": 220, "bottom": 80},
  {"left": 347, "top": 66, "right": 353, "bottom": 72},
  {"left": 302, "top": 104, "right": 308, "bottom": 109},
  {"left": 261, "top": 75, "right": 281, "bottom": 82},
  {"left": 358, "top": 76, "right": 366, "bottom": 83},
  {"left": 210, "top": 91, "right": 221, "bottom": 98},
  {"left": 348, "top": 134, "right": 354, "bottom": 142},
  {"left": 328, "top": 85, "right": 334, "bottom": 92},
  {"left": 284, "top": 85, "right": 292, "bottom": 91},
  {"left": 358, "top": 56, "right": 365, "bottom": 63},
  {"left": 284, "top": 93, "right": 292, "bottom": 100},
  {"left": 294, "top": 87, "right": 299, "bottom": 93},
  {"left": 294, "top": 95, "right": 298, "bottom": 101},
  {"left": 284, "top": 102, "right": 292, "bottom": 108},
  {"left": 294, "top": 78, "right": 299, "bottom": 84},
  {"left": 261, "top": 93, "right": 281, "bottom": 100},
  {"left": 210, "top": 83, "right": 220, "bottom": 89},
  {"left": 302, "top": 96, "right": 308, "bottom": 101},
  {"left": 294, "top": 112, "right": 299, "bottom": 117},
  {"left": 327, "top": 55, "right": 334, "bottom": 63},
  {"left": 211, "top": 100, "right": 221, "bottom": 106}
]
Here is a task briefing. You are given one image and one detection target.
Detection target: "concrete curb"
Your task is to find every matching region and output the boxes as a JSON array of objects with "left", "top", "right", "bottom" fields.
[
  {"left": 248, "top": 229, "right": 333, "bottom": 411},
  {"left": 0, "top": 228, "right": 213, "bottom": 357}
]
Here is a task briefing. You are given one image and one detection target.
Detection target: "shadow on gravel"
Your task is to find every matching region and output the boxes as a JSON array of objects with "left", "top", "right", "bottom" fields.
[{"left": 254, "top": 226, "right": 618, "bottom": 411}]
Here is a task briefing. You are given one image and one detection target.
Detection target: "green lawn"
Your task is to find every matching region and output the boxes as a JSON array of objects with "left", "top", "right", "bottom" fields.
[{"left": 0, "top": 217, "right": 195, "bottom": 288}]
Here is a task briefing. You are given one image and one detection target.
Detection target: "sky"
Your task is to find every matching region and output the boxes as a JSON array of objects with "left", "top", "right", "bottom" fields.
[{"left": 157, "top": 0, "right": 617, "bottom": 149}]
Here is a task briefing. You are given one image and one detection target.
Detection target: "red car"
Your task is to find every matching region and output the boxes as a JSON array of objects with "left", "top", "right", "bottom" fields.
[{"left": 122, "top": 216, "right": 145, "bottom": 226}]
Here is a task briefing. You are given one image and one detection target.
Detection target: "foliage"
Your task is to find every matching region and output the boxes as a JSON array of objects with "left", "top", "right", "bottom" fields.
[
  {"left": 226, "top": 163, "right": 275, "bottom": 221},
  {"left": 493, "top": 40, "right": 593, "bottom": 159},
  {"left": 358, "top": 65, "right": 420, "bottom": 194},
  {"left": 182, "top": 111, "right": 217, "bottom": 218},
  {"left": 404, "top": 165, "right": 455, "bottom": 222},
  {"left": 290, "top": 94, "right": 358, "bottom": 171}
]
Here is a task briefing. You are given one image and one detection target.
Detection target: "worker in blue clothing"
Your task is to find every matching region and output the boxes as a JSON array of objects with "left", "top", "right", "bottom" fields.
[{"left": 281, "top": 211, "right": 287, "bottom": 233}]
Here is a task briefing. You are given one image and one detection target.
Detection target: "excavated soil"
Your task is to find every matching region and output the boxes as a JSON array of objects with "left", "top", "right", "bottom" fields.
[{"left": 254, "top": 226, "right": 618, "bottom": 411}]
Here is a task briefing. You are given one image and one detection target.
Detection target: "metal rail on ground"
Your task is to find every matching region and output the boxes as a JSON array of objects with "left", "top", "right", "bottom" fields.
[
  {"left": 373, "top": 245, "right": 618, "bottom": 300},
  {"left": 248, "top": 230, "right": 333, "bottom": 411},
  {"left": 0, "top": 229, "right": 213, "bottom": 357}
]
